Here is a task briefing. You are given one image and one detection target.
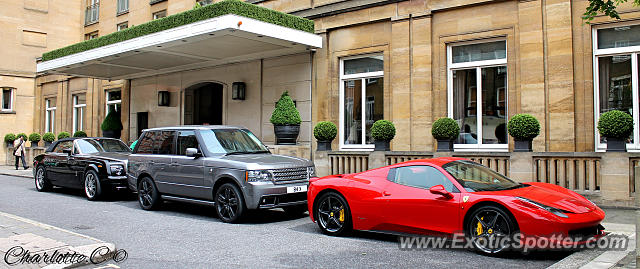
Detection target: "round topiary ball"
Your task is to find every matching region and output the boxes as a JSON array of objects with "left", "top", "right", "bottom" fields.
[
  {"left": 371, "top": 120, "right": 396, "bottom": 141},
  {"left": 28, "top": 133, "right": 41, "bottom": 143},
  {"left": 4, "top": 133, "right": 16, "bottom": 143},
  {"left": 42, "top": 132, "right": 56, "bottom": 143},
  {"left": 313, "top": 121, "right": 337, "bottom": 142},
  {"left": 597, "top": 110, "right": 633, "bottom": 139},
  {"left": 431, "top": 118, "right": 460, "bottom": 140},
  {"left": 16, "top": 133, "right": 27, "bottom": 140},
  {"left": 57, "top": 132, "right": 71, "bottom": 140},
  {"left": 73, "top": 131, "right": 88, "bottom": 137},
  {"left": 507, "top": 114, "right": 540, "bottom": 141}
]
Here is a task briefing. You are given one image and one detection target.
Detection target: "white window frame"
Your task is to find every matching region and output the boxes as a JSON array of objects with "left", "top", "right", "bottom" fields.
[
  {"left": 106, "top": 90, "right": 121, "bottom": 114},
  {"left": 72, "top": 95, "right": 87, "bottom": 134},
  {"left": 117, "top": 22, "right": 128, "bottom": 31},
  {"left": 339, "top": 54, "right": 384, "bottom": 151},
  {"left": 153, "top": 10, "right": 167, "bottom": 20},
  {"left": 1, "top": 88, "right": 14, "bottom": 112},
  {"left": 45, "top": 98, "right": 56, "bottom": 133},
  {"left": 593, "top": 22, "right": 640, "bottom": 152},
  {"left": 447, "top": 39, "right": 509, "bottom": 152},
  {"left": 117, "top": 0, "right": 128, "bottom": 14}
]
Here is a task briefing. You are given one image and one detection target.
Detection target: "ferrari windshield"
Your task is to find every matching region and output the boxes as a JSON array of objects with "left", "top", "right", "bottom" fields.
[
  {"left": 75, "top": 139, "right": 131, "bottom": 154},
  {"left": 442, "top": 160, "right": 522, "bottom": 192}
]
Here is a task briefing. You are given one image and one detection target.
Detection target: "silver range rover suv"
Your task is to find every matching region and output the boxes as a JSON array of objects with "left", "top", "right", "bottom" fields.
[{"left": 127, "top": 126, "right": 315, "bottom": 223}]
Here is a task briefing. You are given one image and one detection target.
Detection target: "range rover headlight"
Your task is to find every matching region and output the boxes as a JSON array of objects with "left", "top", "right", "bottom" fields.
[
  {"left": 246, "top": 170, "right": 273, "bottom": 182},
  {"left": 307, "top": 166, "right": 316, "bottom": 177},
  {"left": 109, "top": 164, "right": 125, "bottom": 176}
]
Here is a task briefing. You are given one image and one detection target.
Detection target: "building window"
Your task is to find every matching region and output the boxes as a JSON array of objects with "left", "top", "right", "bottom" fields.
[
  {"left": 73, "top": 94, "right": 87, "bottom": 134},
  {"left": 196, "top": 0, "right": 213, "bottom": 6},
  {"left": 117, "top": 0, "right": 128, "bottom": 14},
  {"left": 85, "top": 31, "right": 98, "bottom": 41},
  {"left": 339, "top": 54, "right": 384, "bottom": 150},
  {"left": 85, "top": 0, "right": 99, "bottom": 25},
  {"left": 45, "top": 98, "right": 57, "bottom": 133},
  {"left": 153, "top": 10, "right": 166, "bottom": 20},
  {"left": 106, "top": 90, "right": 121, "bottom": 113},
  {"left": 448, "top": 40, "right": 508, "bottom": 151},
  {"left": 594, "top": 24, "right": 640, "bottom": 151},
  {"left": 1, "top": 88, "right": 14, "bottom": 112},
  {"left": 117, "top": 22, "right": 128, "bottom": 31}
]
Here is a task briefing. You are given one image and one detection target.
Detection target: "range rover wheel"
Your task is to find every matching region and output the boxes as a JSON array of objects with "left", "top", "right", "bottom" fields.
[
  {"left": 315, "top": 192, "right": 352, "bottom": 236},
  {"left": 215, "top": 183, "right": 246, "bottom": 223},
  {"left": 138, "top": 177, "right": 161, "bottom": 210},
  {"left": 84, "top": 170, "right": 103, "bottom": 201},
  {"left": 283, "top": 204, "right": 308, "bottom": 217},
  {"left": 35, "top": 166, "right": 52, "bottom": 192}
]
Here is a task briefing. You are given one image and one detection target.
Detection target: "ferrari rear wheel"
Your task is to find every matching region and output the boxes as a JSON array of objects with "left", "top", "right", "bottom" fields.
[
  {"left": 467, "top": 205, "right": 517, "bottom": 254},
  {"left": 315, "top": 192, "right": 352, "bottom": 236}
]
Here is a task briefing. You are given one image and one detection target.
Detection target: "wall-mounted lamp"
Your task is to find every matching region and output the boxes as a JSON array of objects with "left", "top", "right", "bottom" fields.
[
  {"left": 232, "top": 82, "right": 246, "bottom": 100},
  {"left": 158, "top": 90, "right": 170, "bottom": 106}
]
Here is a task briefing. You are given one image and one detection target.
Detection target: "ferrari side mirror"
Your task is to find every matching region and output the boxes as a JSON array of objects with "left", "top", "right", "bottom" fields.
[{"left": 429, "top": 185, "right": 453, "bottom": 199}]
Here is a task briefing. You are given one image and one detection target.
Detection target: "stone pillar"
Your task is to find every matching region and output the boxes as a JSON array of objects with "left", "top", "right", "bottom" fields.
[
  {"left": 314, "top": 151, "right": 330, "bottom": 178},
  {"left": 390, "top": 19, "right": 411, "bottom": 151},
  {"left": 509, "top": 152, "right": 534, "bottom": 183},
  {"left": 600, "top": 152, "right": 630, "bottom": 201},
  {"left": 368, "top": 151, "right": 386, "bottom": 169}
]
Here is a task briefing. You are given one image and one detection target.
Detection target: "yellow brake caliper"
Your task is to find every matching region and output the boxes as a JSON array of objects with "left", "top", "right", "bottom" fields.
[
  {"left": 338, "top": 208, "right": 345, "bottom": 222},
  {"left": 476, "top": 217, "right": 484, "bottom": 235}
]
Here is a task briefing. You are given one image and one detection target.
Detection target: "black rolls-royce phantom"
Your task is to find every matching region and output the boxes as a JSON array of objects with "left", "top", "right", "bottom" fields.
[{"left": 33, "top": 137, "right": 132, "bottom": 200}]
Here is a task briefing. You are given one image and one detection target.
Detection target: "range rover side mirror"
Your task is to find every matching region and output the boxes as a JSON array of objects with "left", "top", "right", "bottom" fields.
[{"left": 186, "top": 148, "right": 201, "bottom": 158}]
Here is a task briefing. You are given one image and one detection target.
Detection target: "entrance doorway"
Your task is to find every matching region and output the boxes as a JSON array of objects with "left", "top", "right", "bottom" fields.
[{"left": 184, "top": 82, "right": 224, "bottom": 125}]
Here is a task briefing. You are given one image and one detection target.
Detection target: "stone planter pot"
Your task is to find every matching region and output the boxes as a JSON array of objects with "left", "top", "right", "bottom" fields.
[
  {"left": 44, "top": 141, "right": 52, "bottom": 148},
  {"left": 374, "top": 140, "right": 390, "bottom": 151},
  {"left": 30, "top": 141, "right": 39, "bottom": 148},
  {"left": 436, "top": 139, "right": 454, "bottom": 152},
  {"left": 605, "top": 137, "right": 626, "bottom": 152},
  {"left": 274, "top": 125, "right": 300, "bottom": 145},
  {"left": 6, "top": 142, "right": 13, "bottom": 148},
  {"left": 514, "top": 140, "right": 533, "bottom": 152},
  {"left": 102, "top": 130, "right": 122, "bottom": 139},
  {"left": 317, "top": 141, "right": 332, "bottom": 151}
]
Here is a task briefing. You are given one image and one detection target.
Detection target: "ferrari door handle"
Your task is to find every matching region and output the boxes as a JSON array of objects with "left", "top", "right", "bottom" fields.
[{"left": 383, "top": 191, "right": 391, "bottom": 196}]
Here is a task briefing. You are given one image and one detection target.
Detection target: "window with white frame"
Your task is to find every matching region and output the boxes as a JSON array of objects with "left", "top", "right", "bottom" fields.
[
  {"left": 73, "top": 94, "right": 86, "bottom": 134},
  {"left": 594, "top": 23, "right": 640, "bottom": 151},
  {"left": 45, "top": 98, "right": 57, "bottom": 133},
  {"left": 106, "top": 90, "right": 121, "bottom": 114},
  {"left": 117, "top": 0, "right": 128, "bottom": 14},
  {"left": 339, "top": 54, "right": 384, "bottom": 150},
  {"left": 448, "top": 40, "right": 508, "bottom": 151},
  {"left": 153, "top": 10, "right": 166, "bottom": 20},
  {"left": 1, "top": 87, "right": 14, "bottom": 112},
  {"left": 117, "top": 22, "right": 128, "bottom": 31}
]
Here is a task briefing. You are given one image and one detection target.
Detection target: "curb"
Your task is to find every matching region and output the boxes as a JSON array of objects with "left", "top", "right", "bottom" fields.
[{"left": 0, "top": 171, "right": 32, "bottom": 179}]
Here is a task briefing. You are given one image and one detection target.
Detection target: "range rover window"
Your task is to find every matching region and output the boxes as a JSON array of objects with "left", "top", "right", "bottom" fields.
[
  {"left": 136, "top": 132, "right": 154, "bottom": 154},
  {"left": 53, "top": 141, "right": 73, "bottom": 153},
  {"left": 199, "top": 129, "right": 269, "bottom": 154},
  {"left": 392, "top": 165, "right": 456, "bottom": 192},
  {"left": 154, "top": 131, "right": 176, "bottom": 155},
  {"left": 76, "top": 139, "right": 130, "bottom": 154},
  {"left": 177, "top": 131, "right": 199, "bottom": 155}
]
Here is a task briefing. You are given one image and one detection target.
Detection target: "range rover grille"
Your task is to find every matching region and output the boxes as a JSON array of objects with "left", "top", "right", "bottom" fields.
[{"left": 271, "top": 167, "right": 308, "bottom": 183}]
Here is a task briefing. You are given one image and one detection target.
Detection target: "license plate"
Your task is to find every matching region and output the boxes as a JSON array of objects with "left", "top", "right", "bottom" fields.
[{"left": 287, "top": 185, "right": 308, "bottom": 193}]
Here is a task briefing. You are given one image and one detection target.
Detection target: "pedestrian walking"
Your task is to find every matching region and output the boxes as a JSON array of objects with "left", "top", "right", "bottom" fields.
[{"left": 13, "top": 135, "right": 29, "bottom": 170}]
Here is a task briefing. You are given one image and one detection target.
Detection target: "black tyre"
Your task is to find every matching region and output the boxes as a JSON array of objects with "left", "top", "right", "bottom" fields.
[
  {"left": 466, "top": 205, "right": 518, "bottom": 254},
  {"left": 34, "top": 166, "right": 52, "bottom": 192},
  {"left": 84, "top": 170, "right": 103, "bottom": 201},
  {"left": 215, "top": 183, "right": 246, "bottom": 223},
  {"left": 283, "top": 204, "right": 308, "bottom": 217},
  {"left": 137, "top": 177, "right": 161, "bottom": 210},
  {"left": 314, "top": 192, "right": 352, "bottom": 236}
]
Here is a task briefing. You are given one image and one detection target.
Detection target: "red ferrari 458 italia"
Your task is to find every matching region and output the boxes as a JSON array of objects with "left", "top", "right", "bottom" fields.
[{"left": 307, "top": 157, "right": 605, "bottom": 254}]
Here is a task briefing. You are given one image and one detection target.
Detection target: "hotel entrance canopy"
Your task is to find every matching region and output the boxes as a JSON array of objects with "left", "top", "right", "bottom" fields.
[{"left": 36, "top": 0, "right": 322, "bottom": 80}]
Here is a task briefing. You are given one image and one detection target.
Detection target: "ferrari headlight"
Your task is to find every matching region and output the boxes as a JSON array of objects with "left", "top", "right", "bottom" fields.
[
  {"left": 109, "top": 164, "right": 124, "bottom": 176},
  {"left": 307, "top": 166, "right": 316, "bottom": 177},
  {"left": 516, "top": 197, "right": 569, "bottom": 218},
  {"left": 246, "top": 170, "right": 273, "bottom": 182}
]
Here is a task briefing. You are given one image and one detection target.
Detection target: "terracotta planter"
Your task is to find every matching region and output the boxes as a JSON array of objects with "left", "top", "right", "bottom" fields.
[
  {"left": 374, "top": 140, "right": 390, "bottom": 151},
  {"left": 317, "top": 141, "right": 332, "bottom": 151},
  {"left": 436, "top": 139, "right": 454, "bottom": 152},
  {"left": 605, "top": 138, "right": 626, "bottom": 152},
  {"left": 274, "top": 125, "right": 299, "bottom": 145},
  {"left": 514, "top": 140, "right": 532, "bottom": 152}
]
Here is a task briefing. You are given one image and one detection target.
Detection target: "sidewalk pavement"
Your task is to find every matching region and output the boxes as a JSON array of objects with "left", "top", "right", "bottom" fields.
[
  {"left": 0, "top": 166, "right": 33, "bottom": 179},
  {"left": 0, "top": 211, "right": 116, "bottom": 269}
]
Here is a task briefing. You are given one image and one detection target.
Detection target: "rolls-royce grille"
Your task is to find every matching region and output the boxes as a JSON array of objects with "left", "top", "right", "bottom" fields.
[{"left": 271, "top": 167, "right": 308, "bottom": 183}]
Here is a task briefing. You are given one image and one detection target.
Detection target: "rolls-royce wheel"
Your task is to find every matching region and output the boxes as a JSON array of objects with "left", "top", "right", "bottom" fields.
[
  {"left": 84, "top": 170, "right": 103, "bottom": 201},
  {"left": 34, "top": 166, "right": 52, "bottom": 192}
]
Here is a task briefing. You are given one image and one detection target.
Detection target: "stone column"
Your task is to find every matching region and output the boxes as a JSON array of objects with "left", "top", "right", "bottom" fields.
[
  {"left": 368, "top": 151, "right": 386, "bottom": 169},
  {"left": 509, "top": 152, "right": 534, "bottom": 183},
  {"left": 600, "top": 152, "right": 630, "bottom": 201},
  {"left": 314, "top": 151, "right": 330, "bottom": 178}
]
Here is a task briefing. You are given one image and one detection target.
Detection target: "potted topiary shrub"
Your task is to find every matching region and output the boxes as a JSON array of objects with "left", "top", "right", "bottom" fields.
[
  {"left": 42, "top": 132, "right": 55, "bottom": 148},
  {"left": 16, "top": 133, "right": 27, "bottom": 142},
  {"left": 507, "top": 114, "right": 540, "bottom": 152},
  {"left": 313, "top": 121, "right": 337, "bottom": 151},
  {"left": 102, "top": 111, "right": 123, "bottom": 139},
  {"left": 28, "top": 133, "right": 41, "bottom": 148},
  {"left": 4, "top": 133, "right": 16, "bottom": 148},
  {"left": 73, "top": 130, "right": 88, "bottom": 137},
  {"left": 371, "top": 120, "right": 396, "bottom": 151},
  {"left": 57, "top": 132, "right": 71, "bottom": 140},
  {"left": 597, "top": 110, "right": 633, "bottom": 152},
  {"left": 431, "top": 118, "right": 460, "bottom": 152},
  {"left": 270, "top": 91, "right": 302, "bottom": 145}
]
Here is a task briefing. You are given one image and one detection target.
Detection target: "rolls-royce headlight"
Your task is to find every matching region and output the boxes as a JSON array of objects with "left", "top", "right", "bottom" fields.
[
  {"left": 109, "top": 165, "right": 125, "bottom": 176},
  {"left": 246, "top": 170, "right": 273, "bottom": 182}
]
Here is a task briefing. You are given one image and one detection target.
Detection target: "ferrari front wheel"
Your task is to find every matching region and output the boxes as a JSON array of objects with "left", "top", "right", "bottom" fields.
[
  {"left": 467, "top": 205, "right": 517, "bottom": 254},
  {"left": 315, "top": 192, "right": 352, "bottom": 236}
]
